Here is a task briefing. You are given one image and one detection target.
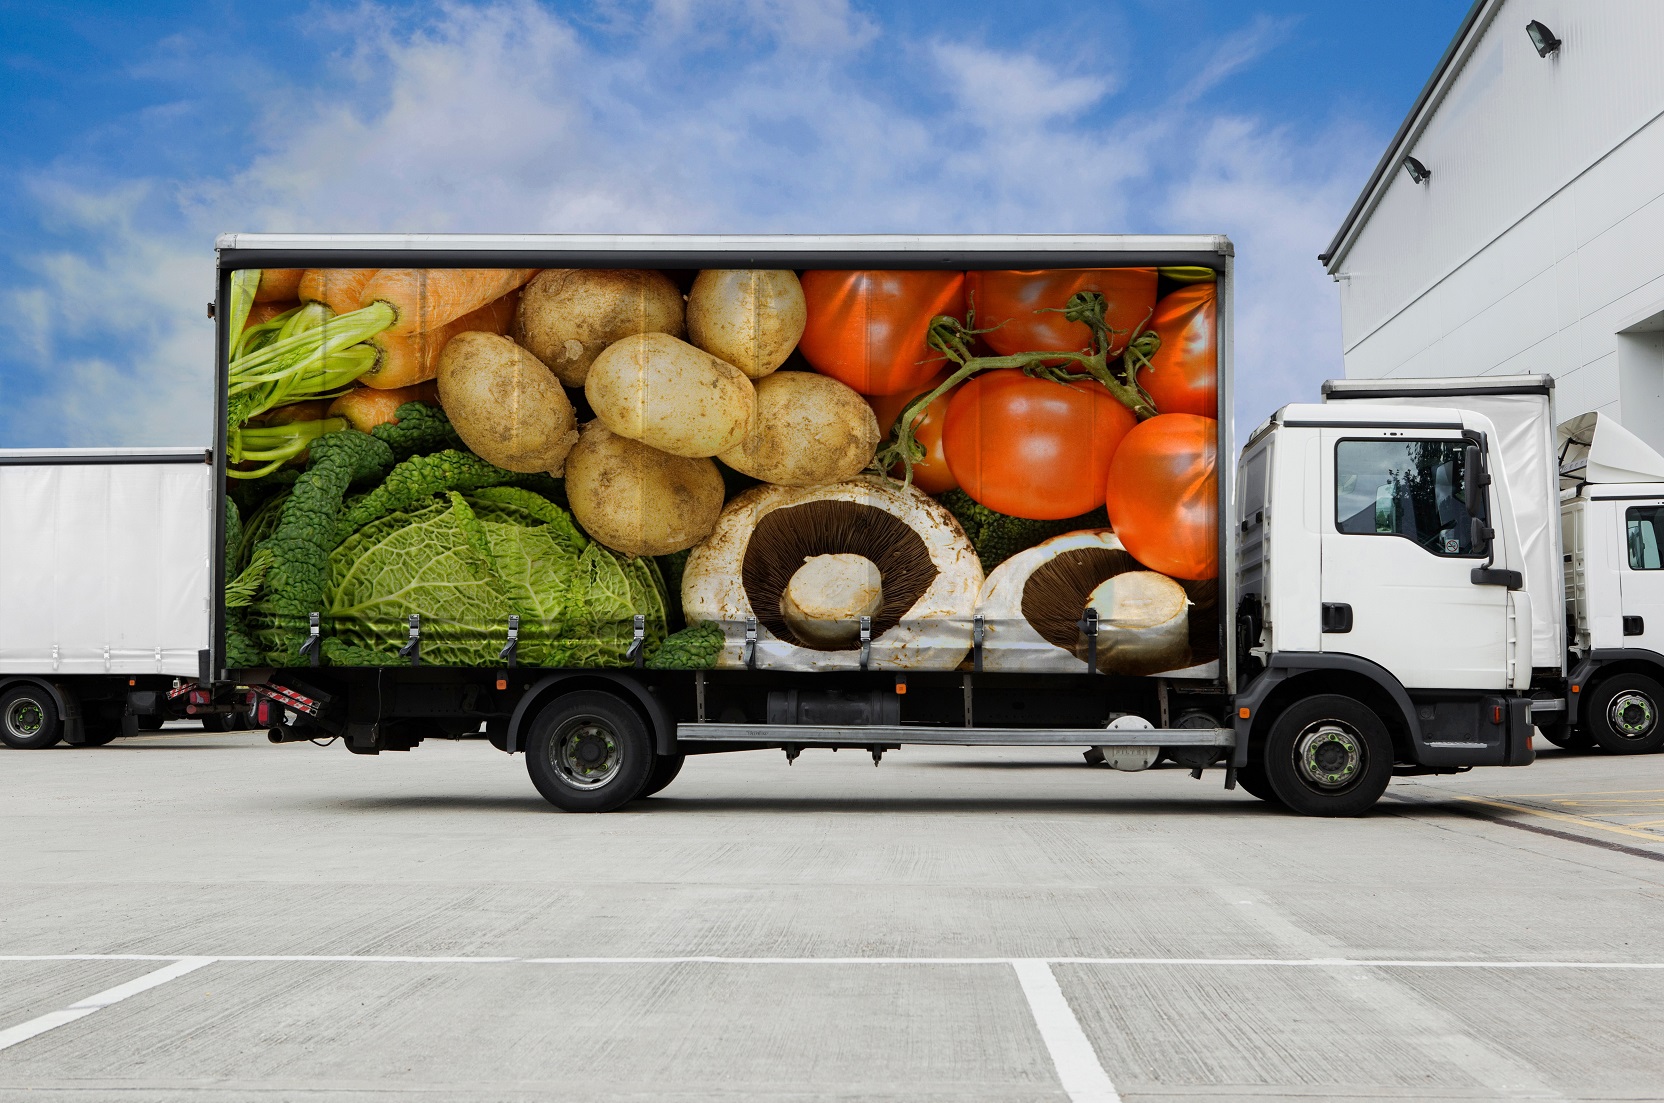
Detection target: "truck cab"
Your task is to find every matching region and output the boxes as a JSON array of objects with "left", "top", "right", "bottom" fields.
[
  {"left": 1558, "top": 411, "right": 1664, "bottom": 752},
  {"left": 1231, "top": 402, "right": 1536, "bottom": 812}
]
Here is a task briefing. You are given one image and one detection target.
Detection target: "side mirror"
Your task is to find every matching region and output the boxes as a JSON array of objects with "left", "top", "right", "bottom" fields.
[
  {"left": 1470, "top": 516, "right": 1493, "bottom": 555},
  {"left": 1463, "top": 444, "right": 1490, "bottom": 512}
]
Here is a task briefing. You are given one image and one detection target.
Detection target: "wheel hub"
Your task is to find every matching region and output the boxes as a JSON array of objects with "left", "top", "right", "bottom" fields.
[
  {"left": 5, "top": 699, "right": 43, "bottom": 738},
  {"left": 550, "top": 720, "right": 623, "bottom": 790},
  {"left": 1608, "top": 692, "right": 1657, "bottom": 739},
  {"left": 1292, "top": 721, "right": 1364, "bottom": 789}
]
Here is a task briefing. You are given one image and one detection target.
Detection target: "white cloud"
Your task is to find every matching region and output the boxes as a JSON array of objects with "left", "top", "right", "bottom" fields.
[
  {"left": 932, "top": 41, "right": 1113, "bottom": 127},
  {"left": 0, "top": 0, "right": 1374, "bottom": 448}
]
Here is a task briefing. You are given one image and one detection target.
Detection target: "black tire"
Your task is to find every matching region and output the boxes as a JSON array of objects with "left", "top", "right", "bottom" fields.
[
  {"left": 1260, "top": 695, "right": 1393, "bottom": 817},
  {"left": 0, "top": 686, "right": 63, "bottom": 749},
  {"left": 525, "top": 691, "right": 655, "bottom": 812},
  {"left": 640, "top": 753, "right": 686, "bottom": 798},
  {"left": 1234, "top": 758, "right": 1282, "bottom": 805},
  {"left": 1540, "top": 724, "right": 1595, "bottom": 751},
  {"left": 137, "top": 715, "right": 166, "bottom": 732},
  {"left": 201, "top": 714, "right": 231, "bottom": 732},
  {"left": 81, "top": 723, "right": 121, "bottom": 747},
  {"left": 1586, "top": 674, "right": 1664, "bottom": 754}
]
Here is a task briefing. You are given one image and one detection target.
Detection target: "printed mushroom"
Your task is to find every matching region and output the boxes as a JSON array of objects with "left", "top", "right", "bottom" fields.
[
  {"left": 975, "top": 530, "right": 1192, "bottom": 676},
  {"left": 681, "top": 475, "right": 983, "bottom": 670}
]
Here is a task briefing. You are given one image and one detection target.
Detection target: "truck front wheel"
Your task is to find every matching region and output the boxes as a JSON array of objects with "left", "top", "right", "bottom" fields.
[
  {"left": 1261, "top": 695, "right": 1392, "bottom": 817},
  {"left": 0, "top": 686, "right": 62, "bottom": 749},
  {"left": 525, "top": 691, "right": 655, "bottom": 812},
  {"left": 1587, "top": 674, "right": 1664, "bottom": 754}
]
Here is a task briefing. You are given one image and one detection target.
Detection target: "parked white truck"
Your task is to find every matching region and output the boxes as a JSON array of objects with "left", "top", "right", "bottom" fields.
[
  {"left": 0, "top": 235, "right": 1553, "bottom": 816},
  {"left": 1325, "top": 375, "right": 1664, "bottom": 756}
]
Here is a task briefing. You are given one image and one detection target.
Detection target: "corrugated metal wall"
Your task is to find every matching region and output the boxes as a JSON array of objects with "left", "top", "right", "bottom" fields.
[{"left": 1334, "top": 0, "right": 1664, "bottom": 445}]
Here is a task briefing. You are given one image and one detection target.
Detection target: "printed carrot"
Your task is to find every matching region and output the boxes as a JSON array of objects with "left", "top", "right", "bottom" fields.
[
  {"left": 327, "top": 382, "right": 440, "bottom": 432},
  {"left": 255, "top": 269, "right": 305, "bottom": 302},
  {"left": 299, "top": 268, "right": 379, "bottom": 316},
  {"left": 359, "top": 290, "right": 520, "bottom": 390},
  {"left": 358, "top": 268, "right": 537, "bottom": 337},
  {"left": 256, "top": 399, "right": 334, "bottom": 426},
  {"left": 245, "top": 300, "right": 300, "bottom": 329}
]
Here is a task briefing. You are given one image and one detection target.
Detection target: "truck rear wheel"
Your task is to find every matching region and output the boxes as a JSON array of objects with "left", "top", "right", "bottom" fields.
[
  {"left": 0, "top": 686, "right": 62, "bottom": 749},
  {"left": 525, "top": 691, "right": 654, "bottom": 812},
  {"left": 1261, "top": 695, "right": 1392, "bottom": 817},
  {"left": 1587, "top": 674, "right": 1664, "bottom": 754},
  {"left": 1233, "top": 759, "right": 1283, "bottom": 805},
  {"left": 640, "top": 752, "right": 686, "bottom": 798},
  {"left": 1541, "top": 724, "right": 1595, "bottom": 751}
]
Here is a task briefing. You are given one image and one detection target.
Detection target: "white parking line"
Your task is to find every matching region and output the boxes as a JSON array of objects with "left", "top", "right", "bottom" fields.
[
  {"left": 4, "top": 952, "right": 1662, "bottom": 1088},
  {"left": 5, "top": 954, "right": 1664, "bottom": 968},
  {"left": 0, "top": 957, "right": 215, "bottom": 1053},
  {"left": 1011, "top": 959, "right": 1121, "bottom": 1103}
]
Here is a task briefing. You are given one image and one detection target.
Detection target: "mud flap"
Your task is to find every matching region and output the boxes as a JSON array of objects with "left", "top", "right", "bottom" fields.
[{"left": 1505, "top": 696, "right": 1536, "bottom": 766}]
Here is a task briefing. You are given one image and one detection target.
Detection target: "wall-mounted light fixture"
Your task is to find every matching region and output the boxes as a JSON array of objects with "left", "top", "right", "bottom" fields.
[
  {"left": 1402, "top": 155, "right": 1431, "bottom": 185},
  {"left": 1526, "top": 20, "right": 1562, "bottom": 57}
]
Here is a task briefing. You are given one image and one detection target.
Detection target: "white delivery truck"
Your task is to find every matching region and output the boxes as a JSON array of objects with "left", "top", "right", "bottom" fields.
[
  {"left": 0, "top": 235, "right": 1547, "bottom": 816},
  {"left": 0, "top": 448, "right": 226, "bottom": 746},
  {"left": 1324, "top": 375, "right": 1664, "bottom": 756}
]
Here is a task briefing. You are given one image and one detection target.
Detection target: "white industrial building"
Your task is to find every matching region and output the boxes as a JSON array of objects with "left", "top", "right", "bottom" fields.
[{"left": 1322, "top": 0, "right": 1664, "bottom": 450}]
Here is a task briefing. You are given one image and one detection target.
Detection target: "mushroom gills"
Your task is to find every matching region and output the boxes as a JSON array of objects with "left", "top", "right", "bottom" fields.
[
  {"left": 977, "top": 532, "right": 1195, "bottom": 675},
  {"left": 741, "top": 498, "right": 937, "bottom": 651},
  {"left": 1083, "top": 571, "right": 1189, "bottom": 674},
  {"left": 780, "top": 554, "right": 884, "bottom": 649}
]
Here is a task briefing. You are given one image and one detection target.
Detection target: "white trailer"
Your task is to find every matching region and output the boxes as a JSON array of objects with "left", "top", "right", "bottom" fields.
[
  {"left": 0, "top": 236, "right": 1560, "bottom": 817},
  {"left": 0, "top": 449, "right": 220, "bottom": 746}
]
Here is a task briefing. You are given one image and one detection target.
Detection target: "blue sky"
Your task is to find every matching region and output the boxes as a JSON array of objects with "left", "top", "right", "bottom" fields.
[{"left": 0, "top": 0, "right": 1469, "bottom": 447}]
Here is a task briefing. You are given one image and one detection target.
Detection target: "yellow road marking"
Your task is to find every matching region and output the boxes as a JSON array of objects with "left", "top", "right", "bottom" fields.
[
  {"left": 1508, "top": 788, "right": 1664, "bottom": 797},
  {"left": 1551, "top": 799, "right": 1664, "bottom": 807},
  {"left": 1457, "top": 795, "right": 1664, "bottom": 845}
]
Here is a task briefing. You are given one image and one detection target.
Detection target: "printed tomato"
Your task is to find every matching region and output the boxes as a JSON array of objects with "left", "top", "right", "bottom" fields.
[
  {"left": 868, "top": 372, "right": 958, "bottom": 494},
  {"left": 942, "top": 371, "right": 1136, "bottom": 520},
  {"left": 1104, "top": 413, "right": 1218, "bottom": 580},
  {"left": 1141, "top": 283, "right": 1217, "bottom": 417},
  {"left": 967, "top": 269, "right": 1158, "bottom": 357},
  {"left": 798, "top": 270, "right": 966, "bottom": 395}
]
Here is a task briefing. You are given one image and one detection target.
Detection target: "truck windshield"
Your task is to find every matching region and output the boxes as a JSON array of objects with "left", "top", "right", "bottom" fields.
[{"left": 1335, "top": 439, "right": 1478, "bottom": 556}]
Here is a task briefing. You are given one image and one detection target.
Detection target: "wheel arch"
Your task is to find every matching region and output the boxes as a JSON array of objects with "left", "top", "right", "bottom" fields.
[
  {"left": 1570, "top": 649, "right": 1664, "bottom": 728},
  {"left": 504, "top": 673, "right": 674, "bottom": 756},
  {"left": 1233, "top": 653, "right": 1419, "bottom": 767},
  {"left": 0, "top": 677, "right": 84, "bottom": 744}
]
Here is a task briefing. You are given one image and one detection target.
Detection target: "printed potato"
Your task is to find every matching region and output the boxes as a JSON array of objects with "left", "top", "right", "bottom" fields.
[
  {"left": 514, "top": 269, "right": 686, "bottom": 387},
  {"left": 686, "top": 269, "right": 807, "bottom": 379},
  {"left": 586, "top": 332, "right": 755, "bottom": 458},
  {"left": 718, "top": 370, "right": 879, "bottom": 486},
  {"left": 565, "top": 422, "right": 725, "bottom": 556},
  {"left": 437, "top": 332, "right": 577, "bottom": 473}
]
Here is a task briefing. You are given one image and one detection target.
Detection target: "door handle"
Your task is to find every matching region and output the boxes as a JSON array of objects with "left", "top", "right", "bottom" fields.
[
  {"left": 1470, "top": 567, "right": 1523, "bottom": 588},
  {"left": 1625, "top": 616, "right": 1645, "bottom": 636},
  {"left": 1321, "top": 603, "right": 1353, "bottom": 633}
]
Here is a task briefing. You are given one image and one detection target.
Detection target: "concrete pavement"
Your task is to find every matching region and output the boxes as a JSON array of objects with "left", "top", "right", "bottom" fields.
[{"left": 2, "top": 728, "right": 1662, "bottom": 1100}]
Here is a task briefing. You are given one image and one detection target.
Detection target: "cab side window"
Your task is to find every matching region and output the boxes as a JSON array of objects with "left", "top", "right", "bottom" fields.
[
  {"left": 1626, "top": 507, "right": 1664, "bottom": 569},
  {"left": 1335, "top": 439, "right": 1480, "bottom": 557}
]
